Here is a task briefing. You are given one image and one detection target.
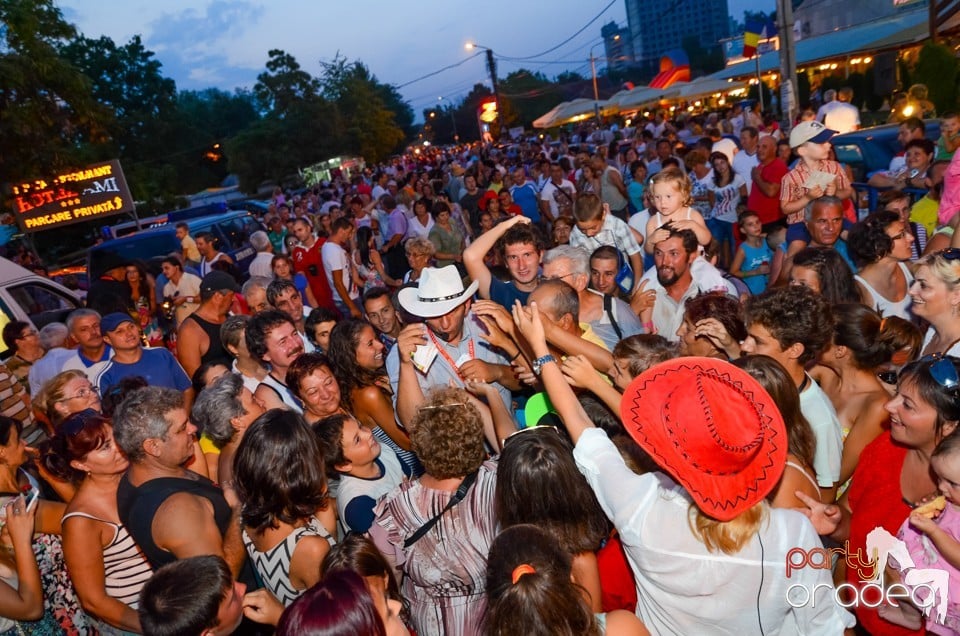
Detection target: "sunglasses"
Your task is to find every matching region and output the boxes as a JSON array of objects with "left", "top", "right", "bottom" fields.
[
  {"left": 936, "top": 247, "right": 960, "bottom": 261},
  {"left": 923, "top": 353, "right": 959, "bottom": 391},
  {"left": 877, "top": 370, "right": 898, "bottom": 385},
  {"left": 60, "top": 408, "right": 104, "bottom": 436},
  {"left": 884, "top": 354, "right": 960, "bottom": 389}
]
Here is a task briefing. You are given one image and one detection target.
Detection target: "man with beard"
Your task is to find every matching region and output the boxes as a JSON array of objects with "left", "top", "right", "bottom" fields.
[
  {"left": 463, "top": 215, "right": 545, "bottom": 310},
  {"left": 645, "top": 225, "right": 709, "bottom": 342},
  {"left": 386, "top": 266, "right": 521, "bottom": 429},
  {"left": 245, "top": 309, "right": 306, "bottom": 412}
]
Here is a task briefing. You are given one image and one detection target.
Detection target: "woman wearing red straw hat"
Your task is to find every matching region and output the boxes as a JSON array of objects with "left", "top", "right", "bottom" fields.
[{"left": 512, "top": 299, "right": 856, "bottom": 634}]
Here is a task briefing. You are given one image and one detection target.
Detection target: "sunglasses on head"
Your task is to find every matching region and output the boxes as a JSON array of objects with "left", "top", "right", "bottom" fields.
[
  {"left": 878, "top": 355, "right": 959, "bottom": 389},
  {"left": 936, "top": 248, "right": 960, "bottom": 261},
  {"left": 503, "top": 424, "right": 560, "bottom": 446},
  {"left": 922, "top": 353, "right": 959, "bottom": 392},
  {"left": 60, "top": 408, "right": 104, "bottom": 437}
]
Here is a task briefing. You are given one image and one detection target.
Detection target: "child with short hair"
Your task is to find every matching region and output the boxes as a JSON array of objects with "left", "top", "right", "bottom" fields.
[
  {"left": 730, "top": 210, "right": 773, "bottom": 295},
  {"left": 314, "top": 413, "right": 405, "bottom": 535},
  {"left": 569, "top": 193, "right": 644, "bottom": 296},
  {"left": 643, "top": 168, "right": 713, "bottom": 254},
  {"left": 936, "top": 112, "right": 960, "bottom": 162}
]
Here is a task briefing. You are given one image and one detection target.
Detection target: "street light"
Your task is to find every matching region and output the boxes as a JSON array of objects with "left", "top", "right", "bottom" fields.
[{"left": 589, "top": 35, "right": 622, "bottom": 124}]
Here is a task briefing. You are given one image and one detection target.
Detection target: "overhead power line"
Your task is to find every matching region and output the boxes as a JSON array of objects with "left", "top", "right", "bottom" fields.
[{"left": 494, "top": 0, "right": 618, "bottom": 61}]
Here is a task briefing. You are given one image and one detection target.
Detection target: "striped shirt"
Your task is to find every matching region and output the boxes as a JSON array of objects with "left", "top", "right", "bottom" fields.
[
  {"left": 61, "top": 511, "right": 153, "bottom": 608},
  {"left": 779, "top": 159, "right": 850, "bottom": 224},
  {"left": 0, "top": 363, "right": 40, "bottom": 444}
]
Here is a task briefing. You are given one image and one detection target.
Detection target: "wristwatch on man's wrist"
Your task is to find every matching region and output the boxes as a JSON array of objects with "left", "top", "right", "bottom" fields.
[{"left": 532, "top": 354, "right": 556, "bottom": 376}]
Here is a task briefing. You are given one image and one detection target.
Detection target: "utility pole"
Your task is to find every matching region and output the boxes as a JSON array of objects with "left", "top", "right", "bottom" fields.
[
  {"left": 485, "top": 48, "right": 500, "bottom": 111},
  {"left": 777, "top": 0, "right": 799, "bottom": 127}
]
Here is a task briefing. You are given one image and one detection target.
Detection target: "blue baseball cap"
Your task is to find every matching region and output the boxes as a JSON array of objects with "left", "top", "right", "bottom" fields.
[{"left": 101, "top": 312, "right": 135, "bottom": 333}]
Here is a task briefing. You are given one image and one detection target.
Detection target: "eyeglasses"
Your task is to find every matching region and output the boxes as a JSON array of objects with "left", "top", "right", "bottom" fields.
[
  {"left": 59, "top": 386, "right": 99, "bottom": 402},
  {"left": 60, "top": 408, "right": 103, "bottom": 436},
  {"left": 542, "top": 272, "right": 575, "bottom": 282},
  {"left": 921, "top": 354, "right": 959, "bottom": 391},
  {"left": 503, "top": 425, "right": 561, "bottom": 445}
]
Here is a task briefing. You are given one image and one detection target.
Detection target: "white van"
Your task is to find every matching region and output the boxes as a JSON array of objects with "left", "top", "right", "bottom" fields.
[{"left": 0, "top": 258, "right": 82, "bottom": 356}]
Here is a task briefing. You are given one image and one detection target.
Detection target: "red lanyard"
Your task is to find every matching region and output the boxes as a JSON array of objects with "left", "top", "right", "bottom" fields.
[{"left": 427, "top": 330, "right": 475, "bottom": 381}]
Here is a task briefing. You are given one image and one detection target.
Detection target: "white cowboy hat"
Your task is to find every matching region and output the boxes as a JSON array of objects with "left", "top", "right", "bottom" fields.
[{"left": 397, "top": 266, "right": 479, "bottom": 318}]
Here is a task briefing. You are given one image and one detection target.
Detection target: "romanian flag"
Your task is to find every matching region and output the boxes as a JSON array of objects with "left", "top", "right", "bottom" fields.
[{"left": 743, "top": 19, "right": 763, "bottom": 58}]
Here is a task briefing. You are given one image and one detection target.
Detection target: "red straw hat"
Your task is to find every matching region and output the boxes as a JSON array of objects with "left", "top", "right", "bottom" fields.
[{"left": 619, "top": 357, "right": 787, "bottom": 522}]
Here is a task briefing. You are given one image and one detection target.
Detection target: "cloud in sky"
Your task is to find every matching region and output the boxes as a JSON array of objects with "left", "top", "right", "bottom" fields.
[
  {"left": 57, "top": 0, "right": 774, "bottom": 108},
  {"left": 145, "top": 1, "right": 264, "bottom": 91}
]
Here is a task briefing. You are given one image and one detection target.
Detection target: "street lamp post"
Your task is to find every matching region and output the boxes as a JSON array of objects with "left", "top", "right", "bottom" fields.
[
  {"left": 590, "top": 43, "right": 602, "bottom": 124},
  {"left": 465, "top": 42, "right": 500, "bottom": 113}
]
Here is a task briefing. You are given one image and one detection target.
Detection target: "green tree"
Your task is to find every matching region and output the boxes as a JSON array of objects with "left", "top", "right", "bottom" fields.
[
  {"left": 498, "top": 69, "right": 564, "bottom": 129},
  {"left": 555, "top": 70, "right": 586, "bottom": 83},
  {"left": 0, "top": 0, "right": 111, "bottom": 183},
  {"left": 913, "top": 42, "right": 958, "bottom": 114},
  {"left": 60, "top": 34, "right": 179, "bottom": 203},
  {"left": 254, "top": 49, "right": 320, "bottom": 115},
  {"left": 318, "top": 55, "right": 407, "bottom": 163}
]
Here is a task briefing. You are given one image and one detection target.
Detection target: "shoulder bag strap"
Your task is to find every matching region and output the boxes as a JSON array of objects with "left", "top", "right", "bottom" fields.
[
  {"left": 603, "top": 294, "right": 623, "bottom": 341},
  {"left": 403, "top": 470, "right": 479, "bottom": 549}
]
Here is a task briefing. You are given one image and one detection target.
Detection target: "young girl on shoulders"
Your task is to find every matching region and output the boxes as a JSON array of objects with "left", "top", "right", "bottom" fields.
[{"left": 643, "top": 168, "right": 713, "bottom": 254}]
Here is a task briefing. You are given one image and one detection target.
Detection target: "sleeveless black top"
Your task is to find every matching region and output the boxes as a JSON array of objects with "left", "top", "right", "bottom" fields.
[
  {"left": 117, "top": 474, "right": 232, "bottom": 568},
  {"left": 183, "top": 313, "right": 231, "bottom": 369}
]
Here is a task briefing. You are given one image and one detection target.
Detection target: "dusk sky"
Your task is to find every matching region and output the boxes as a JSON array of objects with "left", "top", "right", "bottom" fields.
[{"left": 58, "top": 0, "right": 772, "bottom": 117}]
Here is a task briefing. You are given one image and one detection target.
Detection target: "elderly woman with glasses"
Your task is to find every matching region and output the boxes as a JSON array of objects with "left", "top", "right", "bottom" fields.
[
  {"left": 34, "top": 370, "right": 101, "bottom": 432},
  {"left": 910, "top": 249, "right": 960, "bottom": 356},
  {"left": 369, "top": 387, "right": 498, "bottom": 636},
  {"left": 40, "top": 410, "right": 152, "bottom": 634}
]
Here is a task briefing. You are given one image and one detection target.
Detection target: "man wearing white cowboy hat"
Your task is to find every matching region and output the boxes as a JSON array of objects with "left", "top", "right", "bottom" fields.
[{"left": 386, "top": 265, "right": 521, "bottom": 428}]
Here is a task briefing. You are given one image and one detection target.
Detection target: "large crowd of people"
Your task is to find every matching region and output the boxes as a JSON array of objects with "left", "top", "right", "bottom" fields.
[{"left": 5, "top": 101, "right": 960, "bottom": 635}]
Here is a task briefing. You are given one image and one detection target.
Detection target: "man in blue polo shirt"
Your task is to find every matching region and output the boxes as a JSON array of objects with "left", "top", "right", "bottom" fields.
[
  {"left": 95, "top": 313, "right": 192, "bottom": 401},
  {"left": 510, "top": 165, "right": 541, "bottom": 225}
]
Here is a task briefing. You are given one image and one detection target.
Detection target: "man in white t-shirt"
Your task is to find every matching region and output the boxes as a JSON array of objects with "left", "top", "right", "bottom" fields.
[
  {"left": 321, "top": 217, "right": 361, "bottom": 318},
  {"left": 732, "top": 127, "right": 760, "bottom": 195},
  {"left": 160, "top": 256, "right": 201, "bottom": 327},
  {"left": 817, "top": 87, "right": 860, "bottom": 134},
  {"left": 539, "top": 162, "right": 577, "bottom": 221}
]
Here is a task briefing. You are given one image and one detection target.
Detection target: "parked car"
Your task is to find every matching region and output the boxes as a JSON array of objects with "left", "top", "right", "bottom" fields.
[
  {"left": 87, "top": 210, "right": 263, "bottom": 279},
  {"left": 0, "top": 259, "right": 82, "bottom": 356},
  {"left": 831, "top": 120, "right": 941, "bottom": 183}
]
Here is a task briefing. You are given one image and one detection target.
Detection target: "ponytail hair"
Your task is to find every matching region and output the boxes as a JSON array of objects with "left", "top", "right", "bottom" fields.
[
  {"left": 484, "top": 525, "right": 600, "bottom": 636},
  {"left": 830, "top": 304, "right": 896, "bottom": 370}
]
